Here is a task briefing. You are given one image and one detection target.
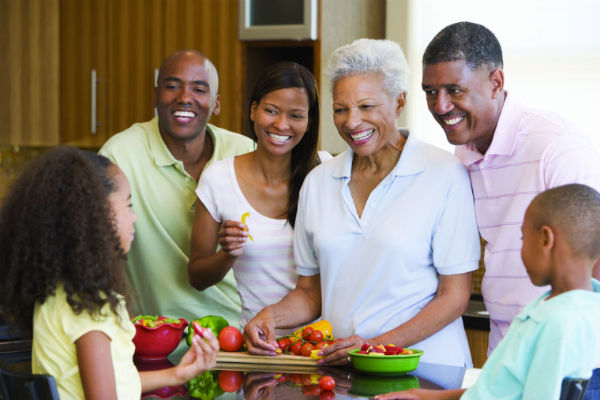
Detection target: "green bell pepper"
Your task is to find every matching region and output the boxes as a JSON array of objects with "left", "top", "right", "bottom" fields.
[
  {"left": 187, "top": 370, "right": 225, "bottom": 400},
  {"left": 186, "top": 315, "right": 229, "bottom": 346}
]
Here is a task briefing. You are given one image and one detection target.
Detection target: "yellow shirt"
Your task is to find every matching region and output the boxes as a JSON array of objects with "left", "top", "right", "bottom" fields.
[{"left": 32, "top": 285, "right": 141, "bottom": 399}]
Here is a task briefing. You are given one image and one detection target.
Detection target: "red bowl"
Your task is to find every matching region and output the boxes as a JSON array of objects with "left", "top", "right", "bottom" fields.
[{"left": 132, "top": 318, "right": 188, "bottom": 360}]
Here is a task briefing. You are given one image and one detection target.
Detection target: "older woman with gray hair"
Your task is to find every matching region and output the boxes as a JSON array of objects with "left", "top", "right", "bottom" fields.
[{"left": 244, "top": 39, "right": 480, "bottom": 367}]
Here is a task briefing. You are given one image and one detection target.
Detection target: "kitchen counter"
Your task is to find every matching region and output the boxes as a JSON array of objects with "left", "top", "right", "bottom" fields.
[
  {"left": 463, "top": 294, "right": 490, "bottom": 331},
  {"left": 140, "top": 359, "right": 477, "bottom": 399},
  {"left": 1, "top": 318, "right": 481, "bottom": 399}
]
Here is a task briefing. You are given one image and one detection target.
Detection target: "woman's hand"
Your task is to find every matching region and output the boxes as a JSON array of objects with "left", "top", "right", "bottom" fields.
[
  {"left": 243, "top": 308, "right": 279, "bottom": 356},
  {"left": 242, "top": 372, "right": 278, "bottom": 400},
  {"left": 316, "top": 335, "right": 368, "bottom": 366},
  {"left": 218, "top": 220, "right": 249, "bottom": 257},
  {"left": 173, "top": 329, "right": 220, "bottom": 383}
]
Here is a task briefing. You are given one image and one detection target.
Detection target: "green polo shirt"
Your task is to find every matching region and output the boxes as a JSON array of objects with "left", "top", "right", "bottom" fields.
[{"left": 99, "top": 118, "right": 255, "bottom": 330}]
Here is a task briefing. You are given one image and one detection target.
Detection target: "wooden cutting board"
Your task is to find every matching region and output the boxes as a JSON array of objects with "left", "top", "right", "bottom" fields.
[{"left": 217, "top": 351, "right": 318, "bottom": 366}]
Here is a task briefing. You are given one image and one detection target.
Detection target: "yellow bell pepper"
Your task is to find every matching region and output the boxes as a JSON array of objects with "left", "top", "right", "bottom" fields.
[
  {"left": 292, "top": 320, "right": 334, "bottom": 340},
  {"left": 240, "top": 212, "right": 254, "bottom": 241}
]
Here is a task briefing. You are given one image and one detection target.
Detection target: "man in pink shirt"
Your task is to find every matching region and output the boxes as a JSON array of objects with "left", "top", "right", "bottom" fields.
[{"left": 421, "top": 21, "right": 600, "bottom": 398}]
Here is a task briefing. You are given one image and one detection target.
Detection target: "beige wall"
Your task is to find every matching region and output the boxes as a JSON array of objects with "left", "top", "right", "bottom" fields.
[{"left": 319, "top": 0, "right": 385, "bottom": 154}]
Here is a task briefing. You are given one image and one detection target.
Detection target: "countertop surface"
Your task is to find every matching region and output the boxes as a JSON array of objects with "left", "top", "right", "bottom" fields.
[
  {"left": 463, "top": 295, "right": 490, "bottom": 331},
  {"left": 139, "top": 359, "right": 476, "bottom": 399}
]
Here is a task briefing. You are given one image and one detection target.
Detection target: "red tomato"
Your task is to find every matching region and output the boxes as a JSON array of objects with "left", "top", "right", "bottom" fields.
[
  {"left": 319, "top": 376, "right": 335, "bottom": 391},
  {"left": 300, "top": 342, "right": 314, "bottom": 357},
  {"left": 290, "top": 341, "right": 302, "bottom": 355},
  {"left": 320, "top": 390, "right": 335, "bottom": 400},
  {"left": 300, "top": 374, "right": 312, "bottom": 386},
  {"left": 309, "top": 330, "right": 323, "bottom": 343},
  {"left": 314, "top": 341, "right": 329, "bottom": 349},
  {"left": 218, "top": 326, "right": 244, "bottom": 351},
  {"left": 277, "top": 337, "right": 292, "bottom": 352},
  {"left": 289, "top": 373, "right": 302, "bottom": 385},
  {"left": 309, "top": 384, "right": 322, "bottom": 395},
  {"left": 302, "top": 327, "right": 314, "bottom": 340},
  {"left": 218, "top": 370, "right": 243, "bottom": 392}
]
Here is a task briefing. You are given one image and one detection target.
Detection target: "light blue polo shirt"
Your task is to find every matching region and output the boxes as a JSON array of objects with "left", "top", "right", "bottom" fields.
[
  {"left": 294, "top": 132, "right": 480, "bottom": 366},
  {"left": 463, "top": 279, "right": 600, "bottom": 399}
]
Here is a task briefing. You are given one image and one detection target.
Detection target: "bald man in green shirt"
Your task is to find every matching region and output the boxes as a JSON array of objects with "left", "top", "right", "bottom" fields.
[{"left": 99, "top": 50, "right": 255, "bottom": 349}]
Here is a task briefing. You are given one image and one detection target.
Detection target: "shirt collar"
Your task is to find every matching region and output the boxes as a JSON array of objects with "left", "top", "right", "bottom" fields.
[
  {"left": 332, "top": 131, "right": 425, "bottom": 179},
  {"left": 515, "top": 278, "right": 600, "bottom": 323},
  {"left": 148, "top": 117, "right": 219, "bottom": 168},
  {"left": 455, "top": 92, "right": 523, "bottom": 166}
]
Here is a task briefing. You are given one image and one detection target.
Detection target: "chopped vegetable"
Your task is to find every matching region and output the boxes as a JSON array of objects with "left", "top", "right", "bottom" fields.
[{"left": 240, "top": 212, "right": 254, "bottom": 241}]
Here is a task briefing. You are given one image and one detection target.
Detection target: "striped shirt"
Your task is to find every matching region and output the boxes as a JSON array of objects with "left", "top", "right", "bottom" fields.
[
  {"left": 456, "top": 93, "right": 600, "bottom": 351},
  {"left": 196, "top": 157, "right": 297, "bottom": 333}
]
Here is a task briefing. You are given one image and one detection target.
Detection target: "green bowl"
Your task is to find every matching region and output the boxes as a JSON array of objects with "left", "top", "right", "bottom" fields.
[
  {"left": 348, "top": 348, "right": 424, "bottom": 374},
  {"left": 349, "top": 373, "right": 419, "bottom": 396}
]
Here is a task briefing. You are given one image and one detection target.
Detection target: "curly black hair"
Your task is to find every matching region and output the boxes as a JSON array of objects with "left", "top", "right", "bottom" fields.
[{"left": 0, "top": 146, "right": 129, "bottom": 335}]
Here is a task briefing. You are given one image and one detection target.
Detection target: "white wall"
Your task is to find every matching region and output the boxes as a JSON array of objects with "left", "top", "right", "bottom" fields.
[
  {"left": 386, "top": 0, "right": 600, "bottom": 152},
  {"left": 319, "top": 0, "right": 385, "bottom": 154}
]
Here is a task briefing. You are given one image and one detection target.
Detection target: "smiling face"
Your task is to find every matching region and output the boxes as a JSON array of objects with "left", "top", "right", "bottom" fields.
[
  {"left": 332, "top": 73, "right": 405, "bottom": 157},
  {"left": 154, "top": 52, "right": 220, "bottom": 143},
  {"left": 421, "top": 60, "right": 504, "bottom": 154},
  {"left": 108, "top": 166, "right": 136, "bottom": 254},
  {"left": 250, "top": 87, "right": 310, "bottom": 156}
]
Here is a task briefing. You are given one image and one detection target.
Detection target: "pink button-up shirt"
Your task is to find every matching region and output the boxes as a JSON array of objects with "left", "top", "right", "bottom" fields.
[{"left": 456, "top": 93, "right": 600, "bottom": 351}]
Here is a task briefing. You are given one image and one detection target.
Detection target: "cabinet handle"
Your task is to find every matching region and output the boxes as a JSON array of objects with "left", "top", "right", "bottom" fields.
[
  {"left": 154, "top": 68, "right": 159, "bottom": 117},
  {"left": 91, "top": 69, "right": 97, "bottom": 134}
]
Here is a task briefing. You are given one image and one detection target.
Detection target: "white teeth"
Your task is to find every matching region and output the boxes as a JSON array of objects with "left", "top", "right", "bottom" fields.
[
  {"left": 350, "top": 129, "right": 374, "bottom": 141},
  {"left": 268, "top": 133, "right": 291, "bottom": 143},
  {"left": 174, "top": 111, "right": 195, "bottom": 118},
  {"left": 443, "top": 116, "right": 463, "bottom": 125}
]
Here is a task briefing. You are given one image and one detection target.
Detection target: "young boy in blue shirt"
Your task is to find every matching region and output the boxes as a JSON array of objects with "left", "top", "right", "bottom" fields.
[{"left": 375, "top": 183, "right": 600, "bottom": 400}]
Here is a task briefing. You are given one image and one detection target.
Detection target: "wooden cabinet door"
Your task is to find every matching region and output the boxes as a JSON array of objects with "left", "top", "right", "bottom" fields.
[
  {"left": 60, "top": 0, "right": 163, "bottom": 148},
  {"left": 60, "top": 0, "right": 109, "bottom": 147},
  {"left": 162, "top": 0, "right": 244, "bottom": 135},
  {"left": 105, "top": 0, "right": 164, "bottom": 137},
  {"left": 0, "top": 0, "right": 60, "bottom": 146}
]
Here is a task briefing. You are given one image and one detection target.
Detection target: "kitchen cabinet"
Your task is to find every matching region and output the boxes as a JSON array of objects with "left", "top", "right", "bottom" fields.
[
  {"left": 60, "top": 0, "right": 243, "bottom": 148},
  {"left": 465, "top": 328, "right": 488, "bottom": 369},
  {"left": 60, "top": 0, "right": 163, "bottom": 148},
  {"left": 463, "top": 295, "right": 490, "bottom": 368},
  {"left": 0, "top": 0, "right": 60, "bottom": 146}
]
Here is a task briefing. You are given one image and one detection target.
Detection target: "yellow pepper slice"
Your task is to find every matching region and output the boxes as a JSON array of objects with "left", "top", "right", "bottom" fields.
[
  {"left": 310, "top": 349, "right": 323, "bottom": 360},
  {"left": 292, "top": 320, "right": 334, "bottom": 341},
  {"left": 240, "top": 212, "right": 254, "bottom": 241}
]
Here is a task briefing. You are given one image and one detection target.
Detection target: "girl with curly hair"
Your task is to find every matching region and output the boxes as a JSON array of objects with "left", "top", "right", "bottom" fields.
[{"left": 0, "top": 146, "right": 219, "bottom": 399}]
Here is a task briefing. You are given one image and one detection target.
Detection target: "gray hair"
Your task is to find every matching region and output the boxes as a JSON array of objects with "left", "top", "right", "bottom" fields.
[
  {"left": 204, "top": 57, "right": 219, "bottom": 106},
  {"left": 326, "top": 38, "right": 409, "bottom": 98},
  {"left": 422, "top": 22, "right": 503, "bottom": 71}
]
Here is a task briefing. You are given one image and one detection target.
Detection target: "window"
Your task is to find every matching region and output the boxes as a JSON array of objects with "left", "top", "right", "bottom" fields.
[{"left": 387, "top": 0, "right": 600, "bottom": 152}]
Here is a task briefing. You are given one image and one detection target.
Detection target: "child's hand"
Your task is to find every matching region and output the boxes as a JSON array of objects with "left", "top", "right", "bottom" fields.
[
  {"left": 218, "top": 220, "right": 249, "bottom": 257},
  {"left": 174, "top": 326, "right": 220, "bottom": 383}
]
